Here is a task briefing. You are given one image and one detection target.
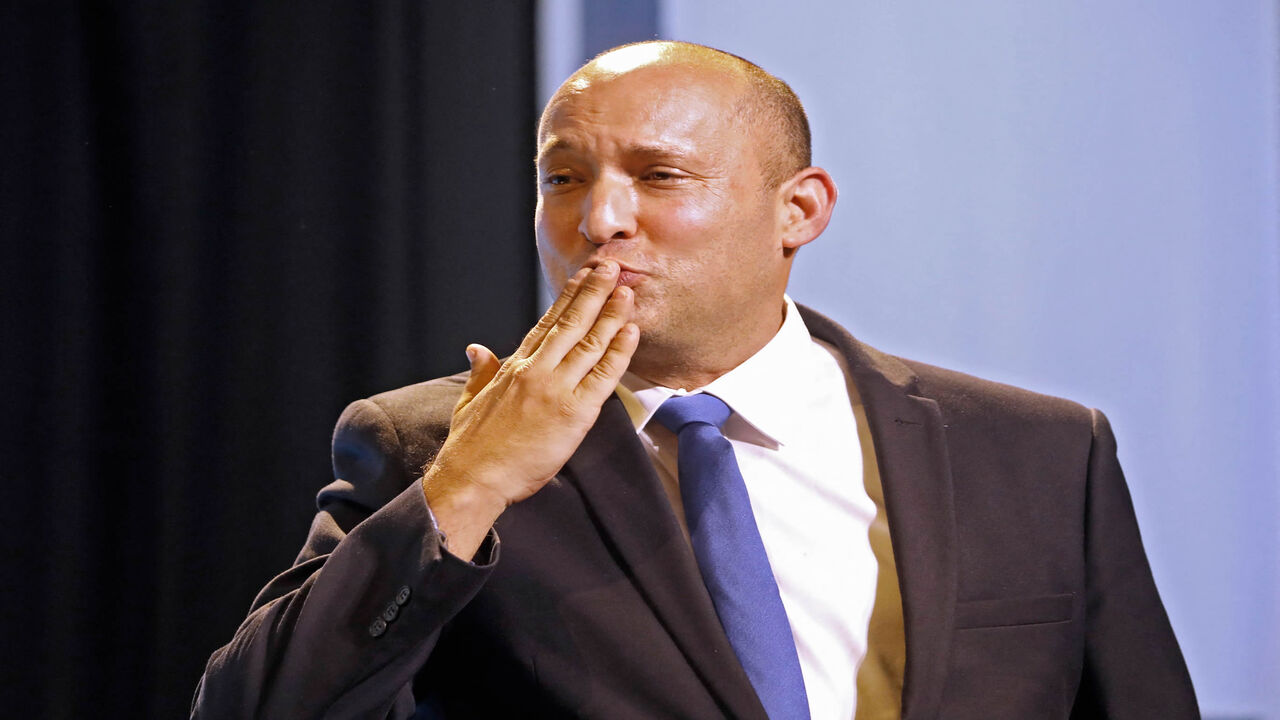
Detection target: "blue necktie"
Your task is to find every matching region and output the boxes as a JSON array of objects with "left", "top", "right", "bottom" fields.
[{"left": 653, "top": 393, "right": 810, "bottom": 720}]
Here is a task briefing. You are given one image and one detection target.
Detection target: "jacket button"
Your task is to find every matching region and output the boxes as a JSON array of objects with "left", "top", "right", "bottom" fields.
[
  {"left": 368, "top": 617, "right": 387, "bottom": 638},
  {"left": 382, "top": 602, "right": 399, "bottom": 623},
  {"left": 395, "top": 586, "right": 411, "bottom": 606}
]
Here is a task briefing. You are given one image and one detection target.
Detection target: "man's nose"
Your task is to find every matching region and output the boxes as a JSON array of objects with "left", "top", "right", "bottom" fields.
[{"left": 578, "top": 174, "right": 637, "bottom": 245}]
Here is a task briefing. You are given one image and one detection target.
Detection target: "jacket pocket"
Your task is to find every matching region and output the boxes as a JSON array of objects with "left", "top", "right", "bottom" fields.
[{"left": 955, "top": 592, "right": 1074, "bottom": 629}]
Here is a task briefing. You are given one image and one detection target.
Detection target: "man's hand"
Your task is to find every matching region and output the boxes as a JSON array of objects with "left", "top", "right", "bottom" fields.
[{"left": 422, "top": 261, "right": 639, "bottom": 559}]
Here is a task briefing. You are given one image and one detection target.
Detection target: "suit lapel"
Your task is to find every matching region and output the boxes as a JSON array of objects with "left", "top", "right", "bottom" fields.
[
  {"left": 563, "top": 394, "right": 769, "bottom": 720},
  {"left": 800, "top": 306, "right": 958, "bottom": 720}
]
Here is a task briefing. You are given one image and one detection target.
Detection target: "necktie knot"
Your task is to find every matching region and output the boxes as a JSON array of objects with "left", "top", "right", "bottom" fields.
[{"left": 652, "top": 393, "right": 731, "bottom": 434}]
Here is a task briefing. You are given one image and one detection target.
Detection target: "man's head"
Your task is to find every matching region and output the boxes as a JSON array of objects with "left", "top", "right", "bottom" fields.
[
  {"left": 543, "top": 42, "right": 813, "bottom": 190},
  {"left": 535, "top": 41, "right": 837, "bottom": 386}
]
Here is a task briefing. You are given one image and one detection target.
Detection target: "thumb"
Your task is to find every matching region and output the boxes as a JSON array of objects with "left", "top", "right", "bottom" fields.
[{"left": 458, "top": 343, "right": 501, "bottom": 409}]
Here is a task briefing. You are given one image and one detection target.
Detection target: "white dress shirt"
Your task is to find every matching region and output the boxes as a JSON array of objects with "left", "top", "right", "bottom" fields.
[{"left": 615, "top": 297, "right": 878, "bottom": 720}]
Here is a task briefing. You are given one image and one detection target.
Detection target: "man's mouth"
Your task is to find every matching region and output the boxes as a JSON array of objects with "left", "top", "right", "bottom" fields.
[
  {"left": 616, "top": 269, "right": 644, "bottom": 287},
  {"left": 583, "top": 260, "right": 646, "bottom": 287}
]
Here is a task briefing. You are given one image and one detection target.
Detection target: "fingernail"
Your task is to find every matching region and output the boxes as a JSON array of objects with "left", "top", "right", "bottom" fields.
[
  {"left": 465, "top": 347, "right": 476, "bottom": 363},
  {"left": 596, "top": 261, "right": 616, "bottom": 274}
]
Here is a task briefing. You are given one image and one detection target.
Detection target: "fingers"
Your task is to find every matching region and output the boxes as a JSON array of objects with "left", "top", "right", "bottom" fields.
[
  {"left": 514, "top": 266, "right": 593, "bottom": 358},
  {"left": 531, "top": 261, "right": 624, "bottom": 368},
  {"left": 557, "top": 282, "right": 635, "bottom": 380},
  {"left": 430, "top": 263, "right": 640, "bottom": 518},
  {"left": 576, "top": 321, "right": 639, "bottom": 402},
  {"left": 456, "top": 343, "right": 501, "bottom": 410}
]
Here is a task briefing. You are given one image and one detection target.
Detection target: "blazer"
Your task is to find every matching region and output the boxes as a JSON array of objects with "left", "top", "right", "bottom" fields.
[{"left": 193, "top": 305, "right": 1198, "bottom": 719}]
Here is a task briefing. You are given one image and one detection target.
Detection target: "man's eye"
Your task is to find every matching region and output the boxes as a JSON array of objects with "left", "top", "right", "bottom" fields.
[
  {"left": 644, "top": 170, "right": 683, "bottom": 182},
  {"left": 544, "top": 174, "right": 572, "bottom": 186}
]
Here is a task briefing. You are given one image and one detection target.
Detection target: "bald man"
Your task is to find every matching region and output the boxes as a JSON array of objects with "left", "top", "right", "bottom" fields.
[{"left": 193, "top": 42, "right": 1197, "bottom": 719}]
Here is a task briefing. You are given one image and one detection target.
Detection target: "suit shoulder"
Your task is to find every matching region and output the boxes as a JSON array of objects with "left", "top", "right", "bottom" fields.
[
  {"left": 899, "top": 357, "right": 1094, "bottom": 429},
  {"left": 363, "top": 371, "right": 468, "bottom": 428},
  {"left": 333, "top": 373, "right": 469, "bottom": 471},
  {"left": 797, "top": 302, "right": 1097, "bottom": 430}
]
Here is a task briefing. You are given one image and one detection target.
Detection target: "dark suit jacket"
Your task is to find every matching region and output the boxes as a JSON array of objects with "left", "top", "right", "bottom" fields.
[{"left": 193, "top": 306, "right": 1198, "bottom": 719}]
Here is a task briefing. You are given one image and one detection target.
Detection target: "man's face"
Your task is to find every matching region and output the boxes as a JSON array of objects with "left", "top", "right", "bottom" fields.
[{"left": 535, "top": 63, "right": 790, "bottom": 369}]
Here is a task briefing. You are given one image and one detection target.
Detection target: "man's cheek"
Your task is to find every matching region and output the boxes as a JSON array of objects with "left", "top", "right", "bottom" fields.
[{"left": 626, "top": 294, "right": 655, "bottom": 326}]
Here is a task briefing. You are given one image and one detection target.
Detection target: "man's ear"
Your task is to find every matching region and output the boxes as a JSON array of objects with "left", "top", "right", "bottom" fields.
[{"left": 778, "top": 166, "right": 838, "bottom": 252}]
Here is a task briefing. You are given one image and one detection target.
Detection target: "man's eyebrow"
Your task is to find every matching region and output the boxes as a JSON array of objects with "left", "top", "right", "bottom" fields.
[
  {"left": 536, "top": 138, "right": 697, "bottom": 163},
  {"left": 536, "top": 137, "right": 577, "bottom": 161},
  {"left": 620, "top": 142, "right": 695, "bottom": 161}
]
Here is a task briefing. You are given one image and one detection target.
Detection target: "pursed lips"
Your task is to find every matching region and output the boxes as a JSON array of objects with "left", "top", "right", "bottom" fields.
[{"left": 583, "top": 260, "right": 647, "bottom": 287}]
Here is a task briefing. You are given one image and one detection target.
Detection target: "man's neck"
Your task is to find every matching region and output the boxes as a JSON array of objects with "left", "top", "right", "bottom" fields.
[{"left": 625, "top": 360, "right": 727, "bottom": 393}]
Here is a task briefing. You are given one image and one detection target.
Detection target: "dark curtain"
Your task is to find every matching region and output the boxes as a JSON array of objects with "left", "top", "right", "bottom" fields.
[{"left": 0, "top": 2, "right": 537, "bottom": 717}]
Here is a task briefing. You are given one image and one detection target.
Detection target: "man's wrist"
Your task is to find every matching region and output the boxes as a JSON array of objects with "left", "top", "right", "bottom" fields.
[{"left": 421, "top": 465, "right": 507, "bottom": 561}]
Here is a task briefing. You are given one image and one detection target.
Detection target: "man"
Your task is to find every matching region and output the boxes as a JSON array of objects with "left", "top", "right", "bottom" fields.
[{"left": 194, "top": 41, "right": 1198, "bottom": 719}]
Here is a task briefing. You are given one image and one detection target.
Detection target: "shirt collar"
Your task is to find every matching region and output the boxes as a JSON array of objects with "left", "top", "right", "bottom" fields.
[{"left": 616, "top": 296, "right": 818, "bottom": 448}]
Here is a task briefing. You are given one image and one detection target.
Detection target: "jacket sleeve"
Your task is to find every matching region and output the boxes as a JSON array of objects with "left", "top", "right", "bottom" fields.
[
  {"left": 1070, "top": 408, "right": 1199, "bottom": 719},
  {"left": 191, "top": 397, "right": 498, "bottom": 719}
]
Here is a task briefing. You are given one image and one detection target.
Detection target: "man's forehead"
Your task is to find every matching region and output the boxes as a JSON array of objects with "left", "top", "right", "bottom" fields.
[
  {"left": 563, "top": 60, "right": 744, "bottom": 102},
  {"left": 539, "top": 63, "right": 746, "bottom": 143},
  {"left": 537, "top": 88, "right": 738, "bottom": 169}
]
